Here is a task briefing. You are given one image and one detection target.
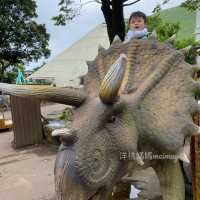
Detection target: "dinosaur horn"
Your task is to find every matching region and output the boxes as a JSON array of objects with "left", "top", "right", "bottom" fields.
[
  {"left": 111, "top": 35, "right": 122, "bottom": 45},
  {"left": 99, "top": 54, "right": 127, "bottom": 104},
  {"left": 98, "top": 44, "right": 106, "bottom": 53},
  {"left": 177, "top": 137, "right": 191, "bottom": 163},
  {"left": 166, "top": 34, "right": 176, "bottom": 45},
  {"left": 0, "top": 83, "right": 87, "bottom": 106},
  {"left": 149, "top": 30, "right": 157, "bottom": 40},
  {"left": 180, "top": 45, "right": 192, "bottom": 55}
]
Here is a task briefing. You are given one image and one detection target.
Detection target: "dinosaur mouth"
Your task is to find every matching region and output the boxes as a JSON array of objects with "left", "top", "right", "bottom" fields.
[
  {"left": 54, "top": 146, "right": 110, "bottom": 200},
  {"left": 55, "top": 166, "right": 106, "bottom": 200}
]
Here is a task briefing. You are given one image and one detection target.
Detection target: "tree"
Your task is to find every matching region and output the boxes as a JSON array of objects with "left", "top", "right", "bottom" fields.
[
  {"left": 0, "top": 0, "right": 50, "bottom": 82},
  {"left": 53, "top": 0, "right": 200, "bottom": 64},
  {"left": 181, "top": 0, "right": 200, "bottom": 11},
  {"left": 147, "top": 10, "right": 200, "bottom": 64},
  {"left": 53, "top": 0, "right": 199, "bottom": 44},
  {"left": 53, "top": 0, "right": 143, "bottom": 43}
]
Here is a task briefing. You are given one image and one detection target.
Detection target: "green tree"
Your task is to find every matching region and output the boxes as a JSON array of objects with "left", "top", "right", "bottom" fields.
[
  {"left": 53, "top": 0, "right": 143, "bottom": 43},
  {"left": 53, "top": 0, "right": 200, "bottom": 64},
  {"left": 147, "top": 8, "right": 200, "bottom": 64},
  {"left": 53, "top": 0, "right": 199, "bottom": 44},
  {"left": 181, "top": 0, "right": 200, "bottom": 11},
  {"left": 0, "top": 0, "right": 50, "bottom": 82}
]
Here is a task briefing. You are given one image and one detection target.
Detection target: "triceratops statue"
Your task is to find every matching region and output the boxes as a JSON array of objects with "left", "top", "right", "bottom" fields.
[{"left": 0, "top": 36, "right": 199, "bottom": 200}]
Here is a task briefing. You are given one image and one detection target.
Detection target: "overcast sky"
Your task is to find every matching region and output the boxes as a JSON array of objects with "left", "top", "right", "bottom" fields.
[{"left": 29, "top": 0, "right": 186, "bottom": 69}]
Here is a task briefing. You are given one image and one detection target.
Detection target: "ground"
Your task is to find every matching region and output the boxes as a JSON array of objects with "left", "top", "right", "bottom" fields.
[
  {"left": 0, "top": 103, "right": 68, "bottom": 200},
  {"left": 0, "top": 131, "right": 56, "bottom": 200}
]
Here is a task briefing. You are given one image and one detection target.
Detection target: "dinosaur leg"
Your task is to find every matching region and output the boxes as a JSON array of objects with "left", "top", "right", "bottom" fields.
[
  {"left": 119, "top": 167, "right": 162, "bottom": 200},
  {"left": 154, "top": 160, "right": 185, "bottom": 200}
]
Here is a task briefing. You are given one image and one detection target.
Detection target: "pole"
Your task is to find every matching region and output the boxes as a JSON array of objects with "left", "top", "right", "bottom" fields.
[
  {"left": 196, "top": 9, "right": 200, "bottom": 64},
  {"left": 191, "top": 9, "right": 200, "bottom": 200},
  {"left": 191, "top": 135, "right": 200, "bottom": 200}
]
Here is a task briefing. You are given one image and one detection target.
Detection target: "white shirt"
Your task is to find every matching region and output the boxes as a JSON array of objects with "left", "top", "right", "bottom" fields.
[{"left": 125, "top": 28, "right": 148, "bottom": 42}]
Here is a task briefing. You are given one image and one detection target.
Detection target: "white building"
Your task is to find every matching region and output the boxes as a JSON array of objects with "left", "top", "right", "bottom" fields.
[{"left": 30, "top": 23, "right": 109, "bottom": 87}]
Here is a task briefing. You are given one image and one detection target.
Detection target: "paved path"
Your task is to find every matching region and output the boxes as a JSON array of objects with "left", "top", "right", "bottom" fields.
[
  {"left": 0, "top": 103, "right": 67, "bottom": 200},
  {"left": 0, "top": 131, "right": 57, "bottom": 200}
]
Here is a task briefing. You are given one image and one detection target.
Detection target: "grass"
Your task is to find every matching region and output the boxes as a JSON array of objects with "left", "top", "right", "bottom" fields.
[{"left": 160, "top": 6, "right": 196, "bottom": 40}]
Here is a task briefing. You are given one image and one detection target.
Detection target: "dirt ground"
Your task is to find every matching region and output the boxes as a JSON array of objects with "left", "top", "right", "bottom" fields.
[{"left": 0, "top": 103, "right": 68, "bottom": 200}]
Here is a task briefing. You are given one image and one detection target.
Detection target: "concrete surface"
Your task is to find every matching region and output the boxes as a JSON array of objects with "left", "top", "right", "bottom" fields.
[
  {"left": 0, "top": 103, "right": 68, "bottom": 200},
  {"left": 0, "top": 131, "right": 57, "bottom": 200}
]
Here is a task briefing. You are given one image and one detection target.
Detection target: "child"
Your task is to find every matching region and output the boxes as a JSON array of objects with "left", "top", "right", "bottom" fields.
[{"left": 125, "top": 11, "right": 148, "bottom": 42}]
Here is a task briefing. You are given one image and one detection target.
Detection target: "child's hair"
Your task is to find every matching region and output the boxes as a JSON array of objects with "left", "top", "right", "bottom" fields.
[{"left": 128, "top": 11, "right": 147, "bottom": 25}]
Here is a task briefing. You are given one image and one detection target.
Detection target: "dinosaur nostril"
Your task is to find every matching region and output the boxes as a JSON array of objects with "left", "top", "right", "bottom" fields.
[{"left": 58, "top": 128, "right": 78, "bottom": 146}]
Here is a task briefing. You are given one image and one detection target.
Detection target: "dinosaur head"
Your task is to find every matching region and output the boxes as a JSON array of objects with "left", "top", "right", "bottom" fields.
[
  {"left": 55, "top": 54, "right": 139, "bottom": 199},
  {"left": 1, "top": 38, "right": 200, "bottom": 199}
]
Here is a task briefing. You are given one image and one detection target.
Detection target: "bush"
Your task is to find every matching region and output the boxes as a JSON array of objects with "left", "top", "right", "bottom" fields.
[
  {"left": 147, "top": 12, "right": 162, "bottom": 32},
  {"left": 156, "top": 22, "right": 180, "bottom": 42},
  {"left": 175, "top": 38, "right": 200, "bottom": 64},
  {"left": 146, "top": 12, "right": 200, "bottom": 65},
  {"left": 147, "top": 11, "right": 180, "bottom": 41},
  {"left": 59, "top": 107, "right": 73, "bottom": 122}
]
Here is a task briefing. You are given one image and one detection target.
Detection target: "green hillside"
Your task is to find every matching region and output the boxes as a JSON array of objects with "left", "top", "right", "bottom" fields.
[{"left": 160, "top": 6, "right": 196, "bottom": 40}]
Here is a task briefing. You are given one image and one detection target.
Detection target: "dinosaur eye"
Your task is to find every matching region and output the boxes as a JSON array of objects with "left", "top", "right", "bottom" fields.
[{"left": 108, "top": 116, "right": 116, "bottom": 123}]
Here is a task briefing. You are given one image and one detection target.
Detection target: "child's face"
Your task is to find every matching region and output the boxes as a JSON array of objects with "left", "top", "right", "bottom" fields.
[{"left": 129, "top": 17, "right": 146, "bottom": 31}]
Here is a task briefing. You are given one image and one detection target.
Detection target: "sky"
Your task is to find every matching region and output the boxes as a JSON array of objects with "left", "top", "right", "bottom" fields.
[{"left": 29, "top": 0, "right": 186, "bottom": 70}]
